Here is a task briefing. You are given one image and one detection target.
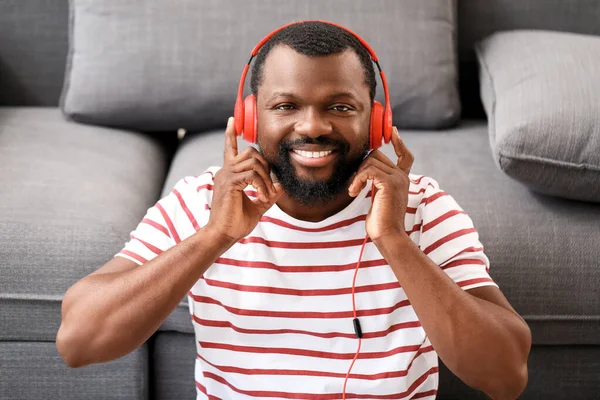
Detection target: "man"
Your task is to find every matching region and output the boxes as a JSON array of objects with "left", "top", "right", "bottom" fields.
[{"left": 57, "top": 22, "right": 531, "bottom": 399}]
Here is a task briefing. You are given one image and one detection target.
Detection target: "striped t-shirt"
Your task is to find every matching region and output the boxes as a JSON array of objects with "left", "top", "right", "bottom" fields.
[{"left": 116, "top": 166, "right": 497, "bottom": 399}]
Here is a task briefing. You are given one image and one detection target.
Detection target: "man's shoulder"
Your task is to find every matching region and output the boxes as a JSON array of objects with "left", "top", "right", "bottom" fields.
[
  {"left": 408, "top": 173, "right": 441, "bottom": 198},
  {"left": 172, "top": 166, "right": 222, "bottom": 192},
  {"left": 159, "top": 167, "right": 222, "bottom": 236},
  {"left": 406, "top": 173, "right": 457, "bottom": 222}
]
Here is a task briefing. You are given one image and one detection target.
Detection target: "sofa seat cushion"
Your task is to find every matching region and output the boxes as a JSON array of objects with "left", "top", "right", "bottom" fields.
[
  {"left": 0, "top": 107, "right": 172, "bottom": 341},
  {"left": 159, "top": 121, "right": 600, "bottom": 345},
  {"left": 476, "top": 30, "right": 600, "bottom": 203},
  {"left": 0, "top": 342, "right": 148, "bottom": 400}
]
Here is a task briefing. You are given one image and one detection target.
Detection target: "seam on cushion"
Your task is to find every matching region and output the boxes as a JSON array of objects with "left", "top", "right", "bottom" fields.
[
  {"left": 58, "top": 0, "right": 75, "bottom": 118},
  {"left": 522, "top": 315, "right": 600, "bottom": 321},
  {"left": 0, "top": 294, "right": 63, "bottom": 301},
  {"left": 497, "top": 153, "right": 507, "bottom": 170},
  {"left": 448, "top": 0, "right": 461, "bottom": 123},
  {"left": 474, "top": 40, "right": 502, "bottom": 177},
  {"left": 0, "top": 340, "right": 59, "bottom": 343},
  {"left": 496, "top": 149, "right": 600, "bottom": 172}
]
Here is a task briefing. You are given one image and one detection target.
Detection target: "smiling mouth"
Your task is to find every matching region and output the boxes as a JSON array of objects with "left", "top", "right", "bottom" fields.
[
  {"left": 291, "top": 149, "right": 334, "bottom": 158},
  {"left": 289, "top": 148, "right": 338, "bottom": 168}
]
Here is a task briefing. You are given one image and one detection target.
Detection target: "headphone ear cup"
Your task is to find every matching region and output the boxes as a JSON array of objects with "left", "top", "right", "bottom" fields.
[
  {"left": 243, "top": 95, "right": 258, "bottom": 143},
  {"left": 383, "top": 106, "right": 393, "bottom": 144},
  {"left": 370, "top": 101, "right": 384, "bottom": 150},
  {"left": 233, "top": 98, "right": 244, "bottom": 136}
]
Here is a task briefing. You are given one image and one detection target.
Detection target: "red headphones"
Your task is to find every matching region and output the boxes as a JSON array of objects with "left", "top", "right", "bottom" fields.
[{"left": 233, "top": 20, "right": 393, "bottom": 150}]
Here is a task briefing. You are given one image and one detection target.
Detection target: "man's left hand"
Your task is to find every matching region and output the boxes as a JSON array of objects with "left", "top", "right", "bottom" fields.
[{"left": 348, "top": 126, "right": 415, "bottom": 241}]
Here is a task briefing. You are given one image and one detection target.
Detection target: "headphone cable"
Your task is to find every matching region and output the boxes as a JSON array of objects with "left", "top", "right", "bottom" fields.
[{"left": 342, "top": 185, "right": 374, "bottom": 399}]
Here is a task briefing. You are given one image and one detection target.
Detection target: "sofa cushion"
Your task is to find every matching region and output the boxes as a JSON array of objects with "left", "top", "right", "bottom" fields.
[
  {"left": 0, "top": 342, "right": 148, "bottom": 400},
  {"left": 0, "top": 108, "right": 172, "bottom": 340},
  {"left": 60, "top": 0, "right": 460, "bottom": 132},
  {"left": 152, "top": 336, "right": 600, "bottom": 400},
  {"left": 152, "top": 332, "right": 196, "bottom": 400},
  {"left": 476, "top": 30, "right": 600, "bottom": 202},
  {"left": 159, "top": 121, "right": 600, "bottom": 345},
  {"left": 456, "top": 0, "right": 600, "bottom": 117},
  {"left": 0, "top": 0, "right": 69, "bottom": 106}
]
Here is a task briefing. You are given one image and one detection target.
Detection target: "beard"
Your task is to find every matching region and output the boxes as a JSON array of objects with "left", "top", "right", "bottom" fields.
[{"left": 261, "top": 136, "right": 369, "bottom": 207}]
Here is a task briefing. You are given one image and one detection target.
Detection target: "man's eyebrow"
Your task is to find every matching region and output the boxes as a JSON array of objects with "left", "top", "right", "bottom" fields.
[
  {"left": 267, "top": 92, "right": 300, "bottom": 103},
  {"left": 267, "top": 91, "right": 361, "bottom": 103},
  {"left": 325, "top": 92, "right": 361, "bottom": 102}
]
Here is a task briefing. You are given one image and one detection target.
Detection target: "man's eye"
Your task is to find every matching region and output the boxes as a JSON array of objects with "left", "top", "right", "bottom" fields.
[
  {"left": 332, "top": 105, "right": 352, "bottom": 112},
  {"left": 275, "top": 104, "right": 295, "bottom": 111}
]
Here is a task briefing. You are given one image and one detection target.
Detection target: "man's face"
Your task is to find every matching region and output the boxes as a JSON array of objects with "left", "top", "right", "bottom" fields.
[{"left": 256, "top": 45, "right": 371, "bottom": 206}]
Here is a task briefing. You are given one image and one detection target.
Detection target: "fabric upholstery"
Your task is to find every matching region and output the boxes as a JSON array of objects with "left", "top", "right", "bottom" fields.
[
  {"left": 152, "top": 332, "right": 196, "bottom": 400},
  {"left": 457, "top": 0, "right": 600, "bottom": 118},
  {"left": 152, "top": 334, "right": 600, "bottom": 400},
  {"left": 0, "top": 0, "right": 69, "bottom": 106},
  {"left": 161, "top": 128, "right": 253, "bottom": 198},
  {"left": 476, "top": 30, "right": 600, "bottom": 202},
  {"left": 458, "top": 0, "right": 600, "bottom": 63},
  {"left": 438, "top": 346, "right": 600, "bottom": 400},
  {"left": 0, "top": 342, "right": 148, "bottom": 400},
  {"left": 61, "top": 0, "right": 460, "bottom": 132},
  {"left": 159, "top": 121, "right": 600, "bottom": 345},
  {"left": 0, "top": 108, "right": 173, "bottom": 340}
]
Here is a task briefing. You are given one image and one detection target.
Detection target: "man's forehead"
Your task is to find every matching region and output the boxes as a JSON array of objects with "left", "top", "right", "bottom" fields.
[{"left": 259, "top": 45, "right": 369, "bottom": 100}]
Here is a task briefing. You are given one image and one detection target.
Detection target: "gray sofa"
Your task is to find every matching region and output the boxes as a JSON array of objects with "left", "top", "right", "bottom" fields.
[{"left": 1, "top": 1, "right": 599, "bottom": 399}]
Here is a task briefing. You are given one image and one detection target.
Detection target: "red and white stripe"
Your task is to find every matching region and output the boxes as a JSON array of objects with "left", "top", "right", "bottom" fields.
[{"left": 116, "top": 166, "right": 496, "bottom": 399}]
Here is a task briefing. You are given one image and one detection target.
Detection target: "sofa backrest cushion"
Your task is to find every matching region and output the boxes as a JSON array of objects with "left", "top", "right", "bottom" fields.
[
  {"left": 60, "top": 0, "right": 460, "bottom": 132},
  {"left": 458, "top": 0, "right": 600, "bottom": 117},
  {"left": 477, "top": 30, "right": 600, "bottom": 202},
  {"left": 0, "top": 0, "right": 69, "bottom": 106}
]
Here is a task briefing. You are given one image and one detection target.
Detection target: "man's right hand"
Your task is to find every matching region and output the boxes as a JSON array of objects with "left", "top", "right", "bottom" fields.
[{"left": 207, "top": 117, "right": 283, "bottom": 243}]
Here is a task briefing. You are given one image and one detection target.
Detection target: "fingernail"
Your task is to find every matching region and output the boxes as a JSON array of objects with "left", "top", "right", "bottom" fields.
[{"left": 227, "top": 117, "right": 233, "bottom": 128}]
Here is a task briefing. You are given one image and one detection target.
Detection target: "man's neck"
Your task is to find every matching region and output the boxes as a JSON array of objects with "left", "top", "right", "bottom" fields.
[{"left": 274, "top": 190, "right": 356, "bottom": 222}]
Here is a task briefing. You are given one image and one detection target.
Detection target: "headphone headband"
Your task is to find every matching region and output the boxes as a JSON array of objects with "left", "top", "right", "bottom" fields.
[
  {"left": 234, "top": 20, "right": 393, "bottom": 148},
  {"left": 250, "top": 20, "right": 380, "bottom": 62}
]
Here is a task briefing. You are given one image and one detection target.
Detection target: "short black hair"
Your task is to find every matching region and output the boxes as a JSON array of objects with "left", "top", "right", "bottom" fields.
[{"left": 250, "top": 21, "right": 377, "bottom": 101}]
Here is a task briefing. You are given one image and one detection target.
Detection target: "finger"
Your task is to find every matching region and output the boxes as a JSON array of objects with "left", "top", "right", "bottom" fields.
[
  {"left": 231, "top": 157, "right": 275, "bottom": 197},
  {"left": 235, "top": 170, "right": 271, "bottom": 202},
  {"left": 358, "top": 150, "right": 396, "bottom": 173},
  {"left": 366, "top": 149, "right": 396, "bottom": 170},
  {"left": 391, "top": 126, "right": 414, "bottom": 174},
  {"left": 390, "top": 126, "right": 403, "bottom": 163},
  {"left": 347, "top": 171, "right": 366, "bottom": 197},
  {"left": 348, "top": 164, "right": 389, "bottom": 197},
  {"left": 235, "top": 147, "right": 270, "bottom": 172},
  {"left": 224, "top": 117, "right": 238, "bottom": 163},
  {"left": 252, "top": 181, "right": 285, "bottom": 213},
  {"left": 234, "top": 148, "right": 275, "bottom": 194}
]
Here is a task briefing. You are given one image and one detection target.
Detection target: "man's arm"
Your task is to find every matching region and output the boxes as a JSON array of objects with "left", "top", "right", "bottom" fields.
[
  {"left": 57, "top": 117, "right": 281, "bottom": 368},
  {"left": 374, "top": 233, "right": 531, "bottom": 400},
  {"left": 349, "top": 127, "right": 531, "bottom": 399},
  {"left": 56, "top": 226, "right": 235, "bottom": 368}
]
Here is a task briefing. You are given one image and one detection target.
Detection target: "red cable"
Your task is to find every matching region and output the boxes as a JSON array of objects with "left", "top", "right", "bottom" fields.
[{"left": 342, "top": 186, "right": 374, "bottom": 399}]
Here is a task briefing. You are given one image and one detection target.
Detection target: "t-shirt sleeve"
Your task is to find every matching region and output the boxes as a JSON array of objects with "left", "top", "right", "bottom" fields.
[
  {"left": 416, "top": 177, "right": 498, "bottom": 291},
  {"left": 114, "top": 168, "right": 217, "bottom": 266}
]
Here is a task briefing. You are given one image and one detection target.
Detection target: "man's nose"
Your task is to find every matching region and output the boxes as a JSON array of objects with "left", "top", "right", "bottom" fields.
[{"left": 294, "top": 108, "right": 333, "bottom": 138}]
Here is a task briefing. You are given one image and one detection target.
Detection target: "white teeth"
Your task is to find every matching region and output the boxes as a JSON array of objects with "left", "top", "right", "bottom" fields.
[{"left": 293, "top": 150, "right": 333, "bottom": 158}]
